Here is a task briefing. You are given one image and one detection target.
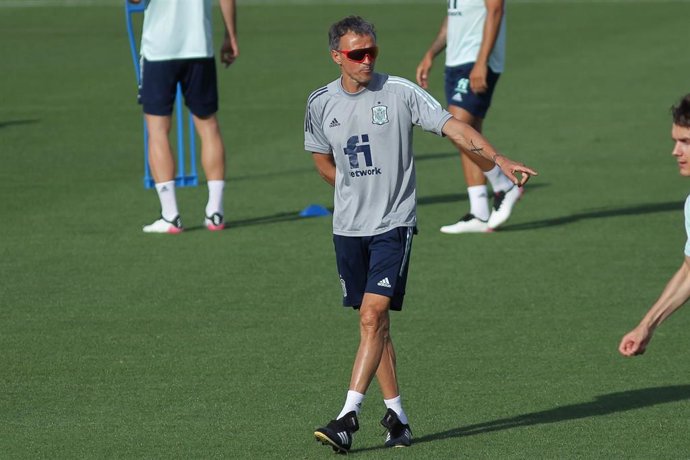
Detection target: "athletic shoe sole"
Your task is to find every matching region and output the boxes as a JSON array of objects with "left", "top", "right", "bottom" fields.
[
  {"left": 205, "top": 223, "right": 225, "bottom": 231},
  {"left": 314, "top": 431, "right": 348, "bottom": 454}
]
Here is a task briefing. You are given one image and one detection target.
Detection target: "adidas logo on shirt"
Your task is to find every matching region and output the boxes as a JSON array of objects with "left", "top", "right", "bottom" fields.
[
  {"left": 377, "top": 277, "right": 391, "bottom": 288},
  {"left": 329, "top": 118, "right": 340, "bottom": 128}
]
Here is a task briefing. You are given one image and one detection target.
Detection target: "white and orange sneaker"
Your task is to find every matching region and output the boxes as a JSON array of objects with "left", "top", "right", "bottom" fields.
[
  {"left": 204, "top": 213, "right": 225, "bottom": 231},
  {"left": 487, "top": 185, "right": 523, "bottom": 230},
  {"left": 440, "top": 213, "right": 490, "bottom": 234},
  {"left": 142, "top": 215, "right": 184, "bottom": 234}
]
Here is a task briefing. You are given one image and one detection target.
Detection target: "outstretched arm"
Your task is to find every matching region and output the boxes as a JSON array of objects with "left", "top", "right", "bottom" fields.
[
  {"left": 470, "top": 0, "right": 504, "bottom": 94},
  {"left": 619, "top": 256, "right": 690, "bottom": 357},
  {"left": 441, "top": 117, "right": 537, "bottom": 186},
  {"left": 219, "top": 0, "right": 239, "bottom": 67},
  {"left": 416, "top": 17, "right": 448, "bottom": 89}
]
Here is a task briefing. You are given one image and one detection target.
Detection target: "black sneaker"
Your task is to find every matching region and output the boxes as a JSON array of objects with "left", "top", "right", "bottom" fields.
[
  {"left": 314, "top": 411, "right": 359, "bottom": 454},
  {"left": 380, "top": 408, "right": 412, "bottom": 448}
]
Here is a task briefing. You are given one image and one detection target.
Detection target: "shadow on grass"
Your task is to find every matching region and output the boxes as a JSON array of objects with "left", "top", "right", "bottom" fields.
[
  {"left": 183, "top": 209, "right": 333, "bottom": 231},
  {"left": 352, "top": 385, "right": 690, "bottom": 453},
  {"left": 0, "top": 119, "right": 39, "bottom": 130},
  {"left": 417, "top": 183, "right": 549, "bottom": 207},
  {"left": 183, "top": 184, "right": 556, "bottom": 231},
  {"left": 501, "top": 201, "right": 683, "bottom": 232}
]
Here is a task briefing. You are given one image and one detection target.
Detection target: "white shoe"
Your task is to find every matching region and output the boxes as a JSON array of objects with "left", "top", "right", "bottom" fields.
[
  {"left": 440, "top": 213, "right": 490, "bottom": 234},
  {"left": 142, "top": 215, "right": 184, "bottom": 234},
  {"left": 488, "top": 186, "right": 523, "bottom": 230}
]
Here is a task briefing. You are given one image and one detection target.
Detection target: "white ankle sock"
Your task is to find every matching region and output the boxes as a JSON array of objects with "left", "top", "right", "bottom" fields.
[
  {"left": 484, "top": 165, "right": 513, "bottom": 193},
  {"left": 467, "top": 185, "right": 490, "bottom": 221},
  {"left": 155, "top": 180, "right": 179, "bottom": 221},
  {"left": 337, "top": 390, "right": 365, "bottom": 419},
  {"left": 205, "top": 180, "right": 225, "bottom": 217},
  {"left": 384, "top": 395, "right": 409, "bottom": 425}
]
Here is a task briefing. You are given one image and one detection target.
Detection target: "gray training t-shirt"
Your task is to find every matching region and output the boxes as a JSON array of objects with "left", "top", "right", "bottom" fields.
[{"left": 304, "top": 72, "right": 452, "bottom": 237}]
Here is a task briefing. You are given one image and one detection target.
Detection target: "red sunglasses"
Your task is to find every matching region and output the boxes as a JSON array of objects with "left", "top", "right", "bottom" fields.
[{"left": 338, "top": 46, "right": 379, "bottom": 63}]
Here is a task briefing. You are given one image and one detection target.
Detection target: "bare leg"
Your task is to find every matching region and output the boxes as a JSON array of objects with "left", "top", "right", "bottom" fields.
[
  {"left": 349, "top": 293, "right": 392, "bottom": 394},
  {"left": 192, "top": 113, "right": 225, "bottom": 181},
  {"left": 376, "top": 334, "right": 399, "bottom": 399},
  {"left": 145, "top": 114, "right": 175, "bottom": 183}
]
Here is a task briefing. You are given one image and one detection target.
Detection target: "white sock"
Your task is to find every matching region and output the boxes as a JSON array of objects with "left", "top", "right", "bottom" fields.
[
  {"left": 467, "top": 185, "right": 490, "bottom": 221},
  {"left": 205, "top": 180, "right": 225, "bottom": 217},
  {"left": 337, "top": 390, "right": 365, "bottom": 419},
  {"left": 484, "top": 165, "right": 514, "bottom": 193},
  {"left": 155, "top": 180, "right": 179, "bottom": 221},
  {"left": 384, "top": 395, "right": 409, "bottom": 425}
]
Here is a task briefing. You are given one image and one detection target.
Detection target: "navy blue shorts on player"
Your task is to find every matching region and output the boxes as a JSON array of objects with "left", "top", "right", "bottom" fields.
[
  {"left": 444, "top": 62, "right": 501, "bottom": 119},
  {"left": 139, "top": 57, "right": 218, "bottom": 117},
  {"left": 333, "top": 226, "right": 415, "bottom": 311}
]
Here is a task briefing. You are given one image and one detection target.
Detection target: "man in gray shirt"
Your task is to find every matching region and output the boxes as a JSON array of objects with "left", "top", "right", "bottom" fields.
[{"left": 305, "top": 15, "right": 536, "bottom": 453}]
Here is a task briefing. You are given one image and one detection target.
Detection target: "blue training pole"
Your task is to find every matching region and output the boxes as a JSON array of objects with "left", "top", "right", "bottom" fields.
[{"left": 124, "top": 0, "right": 198, "bottom": 189}]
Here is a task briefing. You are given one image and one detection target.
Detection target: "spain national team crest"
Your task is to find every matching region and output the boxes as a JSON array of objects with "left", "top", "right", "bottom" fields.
[{"left": 371, "top": 105, "right": 389, "bottom": 125}]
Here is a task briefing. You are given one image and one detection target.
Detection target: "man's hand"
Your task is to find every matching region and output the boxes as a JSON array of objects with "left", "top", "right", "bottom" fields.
[
  {"left": 416, "top": 54, "right": 433, "bottom": 89},
  {"left": 220, "top": 34, "right": 239, "bottom": 67},
  {"left": 618, "top": 326, "right": 652, "bottom": 357},
  {"left": 469, "top": 62, "right": 488, "bottom": 94},
  {"left": 494, "top": 154, "right": 537, "bottom": 187}
]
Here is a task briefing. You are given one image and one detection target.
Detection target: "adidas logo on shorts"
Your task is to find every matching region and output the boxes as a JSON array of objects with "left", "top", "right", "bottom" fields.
[
  {"left": 329, "top": 118, "right": 340, "bottom": 128},
  {"left": 377, "top": 277, "right": 391, "bottom": 288}
]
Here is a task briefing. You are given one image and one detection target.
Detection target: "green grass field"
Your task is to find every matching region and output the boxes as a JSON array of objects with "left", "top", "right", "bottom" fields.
[{"left": 2, "top": 1, "right": 690, "bottom": 457}]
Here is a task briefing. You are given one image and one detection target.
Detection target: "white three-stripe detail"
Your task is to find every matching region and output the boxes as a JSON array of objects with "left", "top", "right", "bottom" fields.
[{"left": 387, "top": 76, "right": 442, "bottom": 110}]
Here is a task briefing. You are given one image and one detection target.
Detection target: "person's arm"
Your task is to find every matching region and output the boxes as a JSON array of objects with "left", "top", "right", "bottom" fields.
[
  {"left": 219, "top": 0, "right": 239, "bottom": 67},
  {"left": 470, "top": 0, "right": 504, "bottom": 94},
  {"left": 618, "top": 256, "right": 690, "bottom": 357},
  {"left": 441, "top": 117, "right": 536, "bottom": 186},
  {"left": 312, "top": 153, "right": 336, "bottom": 187},
  {"left": 416, "top": 17, "right": 448, "bottom": 89}
]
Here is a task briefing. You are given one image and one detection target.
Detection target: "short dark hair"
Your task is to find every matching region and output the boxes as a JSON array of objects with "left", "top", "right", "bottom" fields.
[
  {"left": 672, "top": 94, "right": 690, "bottom": 127},
  {"left": 328, "top": 16, "right": 376, "bottom": 51}
]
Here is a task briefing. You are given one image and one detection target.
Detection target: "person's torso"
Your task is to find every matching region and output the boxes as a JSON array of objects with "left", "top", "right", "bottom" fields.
[
  {"left": 305, "top": 74, "right": 439, "bottom": 236},
  {"left": 446, "top": 0, "right": 506, "bottom": 72},
  {"left": 141, "top": 0, "right": 214, "bottom": 61}
]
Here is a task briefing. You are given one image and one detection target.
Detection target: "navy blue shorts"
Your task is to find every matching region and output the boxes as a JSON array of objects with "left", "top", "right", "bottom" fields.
[
  {"left": 138, "top": 57, "right": 218, "bottom": 117},
  {"left": 444, "top": 62, "right": 501, "bottom": 119},
  {"left": 333, "top": 226, "right": 415, "bottom": 311}
]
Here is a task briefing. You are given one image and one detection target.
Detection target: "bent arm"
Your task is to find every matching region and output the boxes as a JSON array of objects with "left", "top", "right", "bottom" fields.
[
  {"left": 619, "top": 256, "right": 690, "bottom": 356},
  {"left": 441, "top": 117, "right": 537, "bottom": 185},
  {"left": 312, "top": 153, "right": 336, "bottom": 187}
]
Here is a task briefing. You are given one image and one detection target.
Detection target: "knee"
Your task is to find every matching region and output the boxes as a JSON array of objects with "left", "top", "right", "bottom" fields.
[
  {"left": 194, "top": 115, "right": 221, "bottom": 138},
  {"left": 359, "top": 308, "right": 389, "bottom": 336}
]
